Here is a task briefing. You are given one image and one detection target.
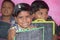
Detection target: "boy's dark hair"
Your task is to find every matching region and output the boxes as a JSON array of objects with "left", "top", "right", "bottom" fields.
[
  {"left": 31, "top": 1, "right": 49, "bottom": 13},
  {"left": 13, "top": 3, "right": 32, "bottom": 17},
  {"left": 2, "top": 0, "right": 15, "bottom": 7}
]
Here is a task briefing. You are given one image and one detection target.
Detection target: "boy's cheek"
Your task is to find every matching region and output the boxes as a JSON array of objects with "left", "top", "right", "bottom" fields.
[
  {"left": 28, "top": 19, "right": 32, "bottom": 23},
  {"left": 36, "top": 15, "right": 41, "bottom": 19}
]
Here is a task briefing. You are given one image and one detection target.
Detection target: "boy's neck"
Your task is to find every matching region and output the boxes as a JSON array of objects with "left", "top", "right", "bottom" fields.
[
  {"left": 1, "top": 16, "right": 11, "bottom": 23},
  {"left": 18, "top": 24, "right": 33, "bottom": 30}
]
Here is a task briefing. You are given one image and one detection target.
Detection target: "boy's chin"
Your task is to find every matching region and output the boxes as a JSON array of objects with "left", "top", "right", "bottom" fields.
[
  {"left": 22, "top": 23, "right": 30, "bottom": 28},
  {"left": 22, "top": 25, "right": 29, "bottom": 28}
]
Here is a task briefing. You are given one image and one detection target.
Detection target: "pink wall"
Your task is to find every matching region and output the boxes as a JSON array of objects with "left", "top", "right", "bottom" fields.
[
  {"left": 12, "top": 0, "right": 34, "bottom": 5},
  {"left": 43, "top": 0, "right": 60, "bottom": 25},
  {"left": 0, "top": 0, "right": 60, "bottom": 25}
]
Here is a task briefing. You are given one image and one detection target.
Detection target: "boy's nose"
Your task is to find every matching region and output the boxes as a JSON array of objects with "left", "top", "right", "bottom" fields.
[
  {"left": 23, "top": 18, "right": 27, "bottom": 22},
  {"left": 5, "top": 8, "right": 8, "bottom": 11}
]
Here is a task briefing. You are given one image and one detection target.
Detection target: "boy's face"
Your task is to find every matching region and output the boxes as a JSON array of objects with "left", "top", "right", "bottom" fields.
[
  {"left": 15, "top": 11, "right": 32, "bottom": 28},
  {"left": 1, "top": 1, "right": 14, "bottom": 16},
  {"left": 34, "top": 8, "right": 48, "bottom": 20}
]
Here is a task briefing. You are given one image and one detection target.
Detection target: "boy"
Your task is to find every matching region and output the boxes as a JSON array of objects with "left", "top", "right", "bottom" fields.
[
  {"left": 0, "top": 0, "right": 15, "bottom": 40},
  {"left": 8, "top": 3, "right": 34, "bottom": 40},
  {"left": 31, "top": 1, "right": 53, "bottom": 21},
  {"left": 31, "top": 1, "right": 57, "bottom": 40}
]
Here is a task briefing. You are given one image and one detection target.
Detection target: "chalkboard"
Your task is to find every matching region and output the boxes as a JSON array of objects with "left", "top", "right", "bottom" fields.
[{"left": 15, "top": 27, "right": 44, "bottom": 40}]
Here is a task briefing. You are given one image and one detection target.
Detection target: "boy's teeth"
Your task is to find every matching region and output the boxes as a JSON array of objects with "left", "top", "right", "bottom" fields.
[{"left": 23, "top": 23, "right": 28, "bottom": 26}]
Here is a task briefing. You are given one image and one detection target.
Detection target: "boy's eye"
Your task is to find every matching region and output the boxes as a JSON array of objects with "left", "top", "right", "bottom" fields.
[
  {"left": 37, "top": 12, "right": 43, "bottom": 15},
  {"left": 18, "top": 16, "right": 23, "bottom": 18},
  {"left": 2, "top": 6, "right": 5, "bottom": 8},
  {"left": 26, "top": 16, "right": 30, "bottom": 18},
  {"left": 8, "top": 7, "right": 12, "bottom": 9}
]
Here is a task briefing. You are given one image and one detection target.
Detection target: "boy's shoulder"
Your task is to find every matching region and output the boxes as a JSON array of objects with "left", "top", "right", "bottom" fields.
[
  {"left": 47, "top": 16, "right": 54, "bottom": 21},
  {"left": 0, "top": 21, "right": 11, "bottom": 38}
]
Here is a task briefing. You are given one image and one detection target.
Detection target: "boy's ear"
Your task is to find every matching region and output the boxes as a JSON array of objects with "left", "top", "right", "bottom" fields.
[
  {"left": 45, "top": 14, "right": 48, "bottom": 20},
  {"left": 46, "top": 15, "right": 48, "bottom": 18},
  {"left": 32, "top": 14, "right": 35, "bottom": 18}
]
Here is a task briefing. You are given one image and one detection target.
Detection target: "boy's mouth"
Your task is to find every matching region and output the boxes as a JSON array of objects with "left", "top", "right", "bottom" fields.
[{"left": 22, "top": 23, "right": 29, "bottom": 28}]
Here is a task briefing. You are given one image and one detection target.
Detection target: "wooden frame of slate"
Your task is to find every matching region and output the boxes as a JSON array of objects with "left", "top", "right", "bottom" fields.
[
  {"left": 14, "top": 27, "right": 44, "bottom": 40},
  {"left": 32, "top": 19, "right": 55, "bottom": 40}
]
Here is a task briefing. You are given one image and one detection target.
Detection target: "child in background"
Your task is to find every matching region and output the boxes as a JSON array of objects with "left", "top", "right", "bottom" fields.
[
  {"left": 31, "top": 1, "right": 57, "bottom": 40},
  {"left": 0, "top": 0, "right": 15, "bottom": 40},
  {"left": 0, "top": 0, "right": 15, "bottom": 25},
  {"left": 31, "top": 1, "right": 53, "bottom": 21}
]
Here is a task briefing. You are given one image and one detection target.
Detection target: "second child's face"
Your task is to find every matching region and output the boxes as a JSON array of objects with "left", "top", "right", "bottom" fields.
[
  {"left": 15, "top": 11, "right": 32, "bottom": 28},
  {"left": 35, "top": 9, "right": 48, "bottom": 20},
  {"left": 1, "top": 1, "right": 14, "bottom": 16}
]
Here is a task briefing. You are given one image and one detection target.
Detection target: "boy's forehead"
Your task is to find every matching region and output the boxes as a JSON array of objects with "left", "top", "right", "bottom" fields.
[
  {"left": 36, "top": 8, "right": 48, "bottom": 12},
  {"left": 20, "top": 11, "right": 30, "bottom": 14},
  {"left": 34, "top": 8, "right": 48, "bottom": 15},
  {"left": 2, "top": 1, "right": 13, "bottom": 7},
  {"left": 18, "top": 11, "right": 31, "bottom": 16}
]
